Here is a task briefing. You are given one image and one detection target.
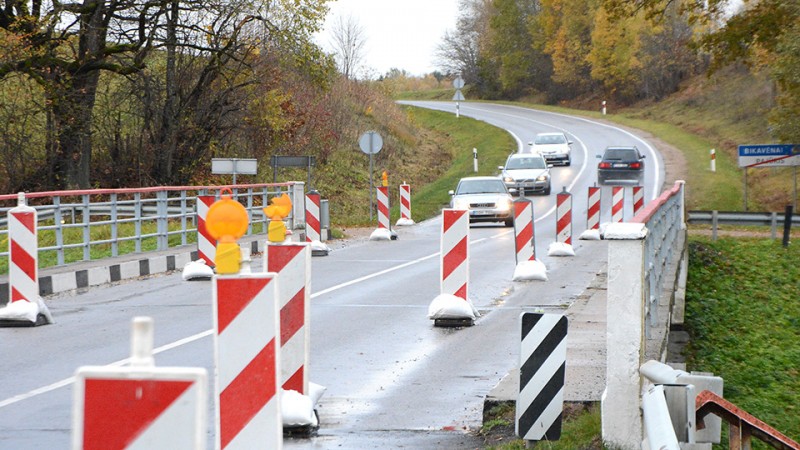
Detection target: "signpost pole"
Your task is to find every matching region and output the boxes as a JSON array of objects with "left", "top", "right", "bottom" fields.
[
  {"left": 369, "top": 152, "right": 374, "bottom": 221},
  {"left": 359, "top": 131, "right": 383, "bottom": 222},
  {"left": 744, "top": 168, "right": 748, "bottom": 211}
]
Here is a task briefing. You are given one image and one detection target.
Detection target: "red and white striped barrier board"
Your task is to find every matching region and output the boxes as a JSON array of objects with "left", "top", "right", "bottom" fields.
[
  {"left": 72, "top": 318, "right": 207, "bottom": 450},
  {"left": 213, "top": 274, "right": 282, "bottom": 449},
  {"left": 556, "top": 191, "right": 572, "bottom": 245},
  {"left": 632, "top": 186, "right": 644, "bottom": 218},
  {"left": 376, "top": 186, "right": 390, "bottom": 229},
  {"left": 611, "top": 187, "right": 624, "bottom": 223},
  {"left": 304, "top": 191, "right": 321, "bottom": 243},
  {"left": 197, "top": 195, "right": 216, "bottom": 266},
  {"left": 396, "top": 183, "right": 414, "bottom": 226},
  {"left": 587, "top": 186, "right": 601, "bottom": 230},
  {"left": 0, "top": 193, "right": 53, "bottom": 326},
  {"left": 514, "top": 200, "right": 535, "bottom": 263},
  {"left": 264, "top": 244, "right": 311, "bottom": 395},
  {"left": 441, "top": 209, "right": 469, "bottom": 299}
]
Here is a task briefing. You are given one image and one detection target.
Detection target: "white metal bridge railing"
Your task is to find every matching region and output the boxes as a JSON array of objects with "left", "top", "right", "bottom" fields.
[{"left": 0, "top": 182, "right": 305, "bottom": 267}]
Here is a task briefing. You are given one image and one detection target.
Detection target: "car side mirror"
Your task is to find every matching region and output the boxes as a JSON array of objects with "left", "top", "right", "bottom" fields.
[
  {"left": 596, "top": 154, "right": 602, "bottom": 159},
  {"left": 448, "top": 190, "right": 455, "bottom": 196},
  {"left": 508, "top": 188, "right": 518, "bottom": 195},
  {"left": 641, "top": 154, "right": 646, "bottom": 158},
  {"left": 547, "top": 164, "right": 554, "bottom": 168},
  {"left": 498, "top": 166, "right": 504, "bottom": 171},
  {"left": 568, "top": 141, "right": 574, "bottom": 145}
]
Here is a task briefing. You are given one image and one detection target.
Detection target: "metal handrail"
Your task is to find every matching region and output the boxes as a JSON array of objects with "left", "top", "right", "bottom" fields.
[{"left": 0, "top": 183, "right": 303, "bottom": 267}]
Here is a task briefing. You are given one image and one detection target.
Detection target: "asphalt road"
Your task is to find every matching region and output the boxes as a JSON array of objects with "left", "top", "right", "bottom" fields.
[{"left": 0, "top": 101, "right": 663, "bottom": 449}]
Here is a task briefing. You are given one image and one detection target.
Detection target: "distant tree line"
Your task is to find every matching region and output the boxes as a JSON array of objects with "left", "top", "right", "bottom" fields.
[{"left": 436, "top": 0, "right": 800, "bottom": 143}]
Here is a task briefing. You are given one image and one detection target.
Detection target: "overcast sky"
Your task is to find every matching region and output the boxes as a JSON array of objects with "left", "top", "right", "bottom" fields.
[{"left": 317, "top": 0, "right": 461, "bottom": 78}]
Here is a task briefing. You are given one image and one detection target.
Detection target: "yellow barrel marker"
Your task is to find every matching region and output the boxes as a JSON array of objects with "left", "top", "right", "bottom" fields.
[
  {"left": 264, "top": 193, "right": 292, "bottom": 243},
  {"left": 205, "top": 189, "right": 249, "bottom": 274}
]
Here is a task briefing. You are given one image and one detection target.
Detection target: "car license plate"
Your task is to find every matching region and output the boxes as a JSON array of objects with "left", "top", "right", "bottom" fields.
[
  {"left": 613, "top": 163, "right": 628, "bottom": 168},
  {"left": 471, "top": 210, "right": 492, "bottom": 216}
]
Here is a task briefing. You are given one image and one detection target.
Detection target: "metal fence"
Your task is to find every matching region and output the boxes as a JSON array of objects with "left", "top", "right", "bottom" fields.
[
  {"left": 688, "top": 210, "right": 799, "bottom": 240},
  {"left": 0, "top": 183, "right": 304, "bottom": 267}
]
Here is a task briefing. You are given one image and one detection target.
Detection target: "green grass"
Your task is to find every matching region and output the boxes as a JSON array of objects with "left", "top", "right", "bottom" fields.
[{"left": 685, "top": 237, "right": 800, "bottom": 446}]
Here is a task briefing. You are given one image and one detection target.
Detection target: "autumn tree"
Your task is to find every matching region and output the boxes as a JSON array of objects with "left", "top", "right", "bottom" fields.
[{"left": 329, "top": 13, "right": 367, "bottom": 79}]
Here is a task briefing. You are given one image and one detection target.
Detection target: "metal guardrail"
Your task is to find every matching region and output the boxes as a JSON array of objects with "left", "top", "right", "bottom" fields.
[
  {"left": 0, "top": 183, "right": 304, "bottom": 267},
  {"left": 688, "top": 210, "right": 798, "bottom": 240}
]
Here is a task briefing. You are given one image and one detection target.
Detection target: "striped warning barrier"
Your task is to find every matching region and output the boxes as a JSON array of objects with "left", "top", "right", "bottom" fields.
[
  {"left": 72, "top": 317, "right": 207, "bottom": 449},
  {"left": 556, "top": 190, "right": 572, "bottom": 245},
  {"left": 197, "top": 195, "right": 216, "bottom": 266},
  {"left": 305, "top": 191, "right": 321, "bottom": 243},
  {"left": 0, "top": 193, "right": 53, "bottom": 326},
  {"left": 376, "top": 186, "right": 390, "bottom": 229},
  {"left": 514, "top": 199, "right": 535, "bottom": 263},
  {"left": 611, "top": 186, "right": 624, "bottom": 223},
  {"left": 441, "top": 209, "right": 469, "bottom": 300},
  {"left": 632, "top": 186, "right": 644, "bottom": 217},
  {"left": 264, "top": 244, "right": 310, "bottom": 395},
  {"left": 213, "top": 273, "right": 282, "bottom": 449},
  {"left": 516, "top": 313, "right": 567, "bottom": 442},
  {"left": 396, "top": 183, "right": 414, "bottom": 226},
  {"left": 587, "top": 186, "right": 601, "bottom": 231}
]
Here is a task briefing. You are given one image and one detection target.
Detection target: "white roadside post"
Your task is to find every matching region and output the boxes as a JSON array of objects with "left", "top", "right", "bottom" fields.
[
  {"left": 473, "top": 148, "right": 478, "bottom": 172},
  {"left": 710, "top": 149, "right": 716, "bottom": 172}
]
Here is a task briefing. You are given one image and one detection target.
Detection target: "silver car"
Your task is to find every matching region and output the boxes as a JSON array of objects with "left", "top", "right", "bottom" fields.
[
  {"left": 499, "top": 153, "right": 552, "bottom": 195},
  {"left": 530, "top": 132, "right": 573, "bottom": 166},
  {"left": 448, "top": 176, "right": 514, "bottom": 227}
]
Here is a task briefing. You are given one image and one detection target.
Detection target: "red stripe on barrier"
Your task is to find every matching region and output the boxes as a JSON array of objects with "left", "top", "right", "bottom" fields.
[
  {"left": 305, "top": 216, "right": 320, "bottom": 241},
  {"left": 283, "top": 367, "right": 304, "bottom": 393},
  {"left": 216, "top": 278, "right": 271, "bottom": 333},
  {"left": 83, "top": 378, "right": 192, "bottom": 450},
  {"left": 442, "top": 237, "right": 467, "bottom": 281},
  {"left": 10, "top": 286, "right": 26, "bottom": 302},
  {"left": 516, "top": 225, "right": 533, "bottom": 256},
  {"left": 443, "top": 209, "right": 465, "bottom": 233},
  {"left": 220, "top": 340, "right": 277, "bottom": 449},
  {"left": 13, "top": 211, "right": 35, "bottom": 234},
  {"left": 198, "top": 217, "right": 215, "bottom": 245},
  {"left": 266, "top": 245, "right": 303, "bottom": 273},
  {"left": 453, "top": 283, "right": 467, "bottom": 300},
  {"left": 280, "top": 289, "right": 305, "bottom": 345},
  {"left": 11, "top": 240, "right": 37, "bottom": 282}
]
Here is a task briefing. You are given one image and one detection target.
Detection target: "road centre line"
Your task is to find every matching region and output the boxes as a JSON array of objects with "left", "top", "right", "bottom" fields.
[{"left": 0, "top": 233, "right": 508, "bottom": 409}]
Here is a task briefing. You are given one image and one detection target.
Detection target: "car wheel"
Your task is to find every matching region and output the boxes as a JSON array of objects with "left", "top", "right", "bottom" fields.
[
  {"left": 544, "top": 185, "right": 551, "bottom": 195},
  {"left": 504, "top": 218, "right": 514, "bottom": 227},
  {"left": 565, "top": 158, "right": 571, "bottom": 166}
]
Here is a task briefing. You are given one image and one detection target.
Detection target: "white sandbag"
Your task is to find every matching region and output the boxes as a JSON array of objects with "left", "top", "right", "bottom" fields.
[
  {"left": 427, "top": 293, "right": 479, "bottom": 320},
  {"left": 395, "top": 218, "right": 415, "bottom": 226},
  {"left": 512, "top": 260, "right": 548, "bottom": 281},
  {"left": 308, "top": 382, "right": 327, "bottom": 407},
  {"left": 310, "top": 240, "right": 331, "bottom": 253},
  {"left": 182, "top": 259, "right": 214, "bottom": 281},
  {"left": 282, "top": 389, "right": 318, "bottom": 427},
  {"left": 547, "top": 242, "right": 575, "bottom": 257},
  {"left": 579, "top": 229, "right": 601, "bottom": 240},
  {"left": 598, "top": 222, "right": 611, "bottom": 239},
  {"left": 0, "top": 300, "right": 39, "bottom": 322},
  {"left": 369, "top": 228, "right": 392, "bottom": 241}
]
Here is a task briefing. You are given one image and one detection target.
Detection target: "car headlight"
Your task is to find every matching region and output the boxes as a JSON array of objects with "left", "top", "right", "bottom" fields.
[
  {"left": 503, "top": 176, "right": 514, "bottom": 183},
  {"left": 453, "top": 198, "right": 469, "bottom": 210},
  {"left": 536, "top": 174, "right": 550, "bottom": 182},
  {"left": 496, "top": 198, "right": 512, "bottom": 212}
]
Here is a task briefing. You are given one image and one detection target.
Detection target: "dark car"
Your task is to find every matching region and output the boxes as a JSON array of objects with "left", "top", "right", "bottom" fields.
[{"left": 597, "top": 146, "right": 645, "bottom": 184}]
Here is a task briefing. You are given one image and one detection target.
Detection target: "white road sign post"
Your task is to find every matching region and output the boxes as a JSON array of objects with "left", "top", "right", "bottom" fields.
[
  {"left": 453, "top": 76, "right": 465, "bottom": 118},
  {"left": 359, "top": 131, "right": 383, "bottom": 221}
]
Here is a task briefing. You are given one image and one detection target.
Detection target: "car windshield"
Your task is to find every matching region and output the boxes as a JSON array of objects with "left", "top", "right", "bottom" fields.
[
  {"left": 603, "top": 148, "right": 639, "bottom": 161},
  {"left": 535, "top": 134, "right": 566, "bottom": 145},
  {"left": 506, "top": 157, "right": 546, "bottom": 170},
  {"left": 456, "top": 180, "right": 506, "bottom": 195}
]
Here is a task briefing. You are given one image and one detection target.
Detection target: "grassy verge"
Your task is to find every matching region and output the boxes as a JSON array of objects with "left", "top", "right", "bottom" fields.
[{"left": 685, "top": 237, "right": 800, "bottom": 445}]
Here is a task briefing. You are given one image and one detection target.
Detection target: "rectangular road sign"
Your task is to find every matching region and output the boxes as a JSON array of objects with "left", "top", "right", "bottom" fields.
[
  {"left": 738, "top": 144, "right": 800, "bottom": 168},
  {"left": 211, "top": 158, "right": 258, "bottom": 175}
]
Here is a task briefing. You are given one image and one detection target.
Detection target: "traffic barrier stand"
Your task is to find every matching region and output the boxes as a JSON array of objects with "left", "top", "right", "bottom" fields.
[
  {"left": 428, "top": 209, "right": 479, "bottom": 327},
  {"left": 632, "top": 186, "right": 644, "bottom": 217},
  {"left": 196, "top": 194, "right": 217, "bottom": 266},
  {"left": 548, "top": 188, "right": 575, "bottom": 256},
  {"left": 72, "top": 317, "right": 207, "bottom": 450},
  {"left": 369, "top": 186, "right": 396, "bottom": 241},
  {"left": 611, "top": 186, "right": 624, "bottom": 223},
  {"left": 512, "top": 199, "right": 547, "bottom": 281},
  {"left": 264, "top": 243, "right": 325, "bottom": 435},
  {"left": 213, "top": 273, "right": 283, "bottom": 449},
  {"left": 395, "top": 183, "right": 415, "bottom": 226},
  {"left": 305, "top": 190, "right": 330, "bottom": 256},
  {"left": 579, "top": 186, "right": 602, "bottom": 240},
  {"left": 0, "top": 193, "right": 54, "bottom": 327}
]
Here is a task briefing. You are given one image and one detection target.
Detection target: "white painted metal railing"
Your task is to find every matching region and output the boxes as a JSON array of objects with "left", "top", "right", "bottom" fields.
[{"left": 0, "top": 182, "right": 305, "bottom": 267}]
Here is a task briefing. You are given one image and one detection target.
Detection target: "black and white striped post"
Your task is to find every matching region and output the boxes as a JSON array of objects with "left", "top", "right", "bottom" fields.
[{"left": 516, "top": 313, "right": 567, "bottom": 442}]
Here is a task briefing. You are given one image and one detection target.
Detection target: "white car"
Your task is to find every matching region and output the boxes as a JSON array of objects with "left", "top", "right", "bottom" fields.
[
  {"left": 529, "top": 132, "right": 573, "bottom": 166},
  {"left": 448, "top": 176, "right": 515, "bottom": 227},
  {"left": 498, "top": 153, "right": 552, "bottom": 195}
]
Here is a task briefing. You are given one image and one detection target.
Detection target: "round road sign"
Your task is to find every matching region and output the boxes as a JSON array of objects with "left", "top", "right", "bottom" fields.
[
  {"left": 453, "top": 77, "right": 465, "bottom": 89},
  {"left": 359, "top": 131, "right": 383, "bottom": 154}
]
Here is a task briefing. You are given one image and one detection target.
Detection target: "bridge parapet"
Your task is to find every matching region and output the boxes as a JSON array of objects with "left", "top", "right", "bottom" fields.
[{"left": 601, "top": 181, "right": 688, "bottom": 450}]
